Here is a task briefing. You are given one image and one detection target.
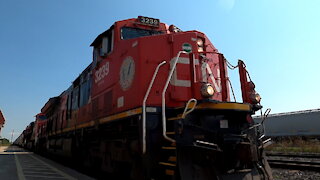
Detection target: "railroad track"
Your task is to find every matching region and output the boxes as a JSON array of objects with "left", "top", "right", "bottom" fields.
[
  {"left": 267, "top": 152, "right": 320, "bottom": 159},
  {"left": 267, "top": 152, "right": 320, "bottom": 171}
]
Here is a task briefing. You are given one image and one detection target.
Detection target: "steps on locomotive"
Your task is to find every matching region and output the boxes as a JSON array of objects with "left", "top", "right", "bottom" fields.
[
  {"left": 158, "top": 114, "right": 183, "bottom": 177},
  {"left": 166, "top": 114, "right": 182, "bottom": 139},
  {"left": 165, "top": 114, "right": 182, "bottom": 139},
  {"left": 159, "top": 143, "right": 177, "bottom": 177},
  {"left": 167, "top": 114, "right": 183, "bottom": 121},
  {"left": 166, "top": 131, "right": 175, "bottom": 135}
]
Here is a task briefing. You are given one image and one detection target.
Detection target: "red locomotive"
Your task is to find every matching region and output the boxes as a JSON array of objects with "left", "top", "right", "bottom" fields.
[{"left": 16, "top": 16, "right": 273, "bottom": 179}]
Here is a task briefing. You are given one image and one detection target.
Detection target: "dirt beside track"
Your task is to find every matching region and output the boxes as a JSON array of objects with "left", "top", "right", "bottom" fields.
[{"left": 272, "top": 168, "right": 320, "bottom": 180}]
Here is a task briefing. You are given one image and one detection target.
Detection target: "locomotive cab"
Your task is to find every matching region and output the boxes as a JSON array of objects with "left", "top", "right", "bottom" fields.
[{"left": 90, "top": 16, "right": 230, "bottom": 111}]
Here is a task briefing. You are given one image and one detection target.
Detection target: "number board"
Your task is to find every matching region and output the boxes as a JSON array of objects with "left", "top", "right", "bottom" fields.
[{"left": 138, "top": 16, "right": 160, "bottom": 27}]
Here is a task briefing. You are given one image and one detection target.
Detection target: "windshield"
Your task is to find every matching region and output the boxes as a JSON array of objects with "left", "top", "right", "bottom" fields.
[{"left": 121, "top": 27, "right": 163, "bottom": 40}]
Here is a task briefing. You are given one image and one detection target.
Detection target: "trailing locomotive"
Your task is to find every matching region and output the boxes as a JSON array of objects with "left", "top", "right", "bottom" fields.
[{"left": 17, "top": 16, "right": 273, "bottom": 179}]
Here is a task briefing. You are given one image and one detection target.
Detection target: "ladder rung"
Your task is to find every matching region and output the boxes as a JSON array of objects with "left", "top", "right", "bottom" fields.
[
  {"left": 162, "top": 146, "right": 176, "bottom": 150},
  {"left": 159, "top": 162, "right": 176, "bottom": 167},
  {"left": 166, "top": 131, "right": 175, "bottom": 135},
  {"left": 167, "top": 115, "right": 182, "bottom": 121},
  {"left": 168, "top": 156, "right": 177, "bottom": 162},
  {"left": 165, "top": 169, "right": 175, "bottom": 176}
]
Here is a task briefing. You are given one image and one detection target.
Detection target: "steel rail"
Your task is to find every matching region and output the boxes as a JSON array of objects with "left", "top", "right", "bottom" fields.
[
  {"left": 268, "top": 159, "right": 320, "bottom": 171},
  {"left": 267, "top": 152, "right": 320, "bottom": 159}
]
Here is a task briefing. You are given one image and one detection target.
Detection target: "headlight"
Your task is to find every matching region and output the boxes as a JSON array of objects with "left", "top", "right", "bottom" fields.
[
  {"left": 201, "top": 83, "right": 214, "bottom": 98},
  {"left": 197, "top": 38, "right": 203, "bottom": 47},
  {"left": 197, "top": 38, "right": 204, "bottom": 52},
  {"left": 250, "top": 93, "right": 261, "bottom": 104}
]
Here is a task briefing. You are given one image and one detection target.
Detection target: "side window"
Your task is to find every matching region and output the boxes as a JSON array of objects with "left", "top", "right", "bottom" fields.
[
  {"left": 80, "top": 83, "right": 86, "bottom": 107},
  {"left": 67, "top": 94, "right": 72, "bottom": 119},
  {"left": 100, "top": 30, "right": 114, "bottom": 56},
  {"left": 80, "top": 77, "right": 92, "bottom": 107},
  {"left": 93, "top": 48, "right": 99, "bottom": 67},
  {"left": 72, "top": 87, "right": 80, "bottom": 110},
  {"left": 101, "top": 37, "right": 109, "bottom": 56}
]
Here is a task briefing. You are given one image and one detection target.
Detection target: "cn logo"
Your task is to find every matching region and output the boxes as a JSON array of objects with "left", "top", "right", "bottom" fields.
[
  {"left": 169, "top": 57, "right": 221, "bottom": 92},
  {"left": 201, "top": 62, "right": 221, "bottom": 93}
]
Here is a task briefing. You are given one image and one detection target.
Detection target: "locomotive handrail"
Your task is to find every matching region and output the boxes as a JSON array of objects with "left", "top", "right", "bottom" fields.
[
  {"left": 162, "top": 51, "right": 188, "bottom": 143},
  {"left": 142, "top": 61, "right": 167, "bottom": 154},
  {"left": 259, "top": 108, "right": 271, "bottom": 140},
  {"left": 182, "top": 98, "right": 197, "bottom": 118},
  {"left": 242, "top": 108, "right": 272, "bottom": 144}
]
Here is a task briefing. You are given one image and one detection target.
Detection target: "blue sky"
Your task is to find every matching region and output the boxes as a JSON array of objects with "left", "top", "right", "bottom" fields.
[{"left": 0, "top": 0, "right": 319, "bottom": 140}]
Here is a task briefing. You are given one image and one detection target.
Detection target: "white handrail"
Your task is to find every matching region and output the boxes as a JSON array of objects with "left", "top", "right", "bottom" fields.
[
  {"left": 142, "top": 61, "right": 166, "bottom": 154},
  {"left": 162, "top": 51, "right": 187, "bottom": 142},
  {"left": 182, "top": 98, "right": 197, "bottom": 118}
]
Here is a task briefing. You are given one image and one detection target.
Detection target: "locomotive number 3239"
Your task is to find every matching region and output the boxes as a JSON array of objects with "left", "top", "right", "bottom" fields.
[
  {"left": 95, "top": 62, "right": 109, "bottom": 83},
  {"left": 138, "top": 16, "right": 159, "bottom": 27}
]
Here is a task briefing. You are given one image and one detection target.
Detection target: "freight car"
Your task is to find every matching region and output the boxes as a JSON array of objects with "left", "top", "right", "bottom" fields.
[
  {"left": 18, "top": 16, "right": 273, "bottom": 180},
  {"left": 254, "top": 108, "right": 320, "bottom": 138}
]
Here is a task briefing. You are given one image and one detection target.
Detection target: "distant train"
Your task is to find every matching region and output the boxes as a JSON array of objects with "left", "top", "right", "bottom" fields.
[
  {"left": 15, "top": 16, "right": 273, "bottom": 180},
  {"left": 254, "top": 108, "right": 320, "bottom": 138},
  {"left": 0, "top": 110, "right": 5, "bottom": 134}
]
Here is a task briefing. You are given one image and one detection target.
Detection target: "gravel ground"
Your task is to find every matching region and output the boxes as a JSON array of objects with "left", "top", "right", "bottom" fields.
[{"left": 272, "top": 168, "right": 320, "bottom": 180}]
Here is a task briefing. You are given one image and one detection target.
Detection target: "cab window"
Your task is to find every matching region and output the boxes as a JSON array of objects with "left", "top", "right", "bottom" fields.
[{"left": 121, "top": 27, "right": 163, "bottom": 40}]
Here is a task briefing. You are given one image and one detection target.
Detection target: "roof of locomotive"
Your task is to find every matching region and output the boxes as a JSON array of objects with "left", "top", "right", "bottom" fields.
[
  {"left": 90, "top": 17, "right": 169, "bottom": 47},
  {"left": 90, "top": 25, "right": 114, "bottom": 47},
  {"left": 41, "top": 96, "right": 60, "bottom": 114}
]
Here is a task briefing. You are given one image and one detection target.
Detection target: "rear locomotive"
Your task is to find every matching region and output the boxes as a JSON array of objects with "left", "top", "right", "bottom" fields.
[{"left": 28, "top": 16, "right": 273, "bottom": 179}]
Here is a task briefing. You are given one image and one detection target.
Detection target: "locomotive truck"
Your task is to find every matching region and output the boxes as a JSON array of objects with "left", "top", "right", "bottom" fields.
[{"left": 17, "top": 16, "right": 273, "bottom": 180}]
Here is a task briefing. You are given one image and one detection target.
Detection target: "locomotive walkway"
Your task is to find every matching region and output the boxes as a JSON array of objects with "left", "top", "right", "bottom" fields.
[{"left": 0, "top": 145, "right": 94, "bottom": 180}]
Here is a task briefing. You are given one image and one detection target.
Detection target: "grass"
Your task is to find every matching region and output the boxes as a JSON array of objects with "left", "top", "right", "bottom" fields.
[
  {"left": 0, "top": 143, "right": 11, "bottom": 146},
  {"left": 266, "top": 137, "right": 320, "bottom": 153},
  {"left": 0, "top": 138, "right": 11, "bottom": 146}
]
